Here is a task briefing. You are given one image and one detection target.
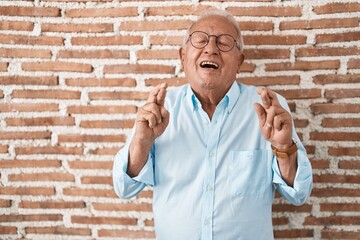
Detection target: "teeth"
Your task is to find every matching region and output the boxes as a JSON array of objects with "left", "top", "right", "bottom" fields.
[{"left": 200, "top": 61, "right": 219, "bottom": 68}]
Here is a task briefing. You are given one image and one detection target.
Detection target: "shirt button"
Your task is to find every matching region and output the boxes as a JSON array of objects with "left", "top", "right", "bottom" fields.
[
  {"left": 206, "top": 184, "right": 212, "bottom": 191},
  {"left": 209, "top": 152, "right": 215, "bottom": 157},
  {"left": 204, "top": 219, "right": 210, "bottom": 225}
]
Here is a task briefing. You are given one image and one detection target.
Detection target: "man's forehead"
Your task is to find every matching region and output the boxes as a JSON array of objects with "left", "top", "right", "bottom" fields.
[{"left": 190, "top": 15, "right": 237, "bottom": 35}]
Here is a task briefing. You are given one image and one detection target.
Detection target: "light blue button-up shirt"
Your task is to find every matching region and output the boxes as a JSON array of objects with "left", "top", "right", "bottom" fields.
[{"left": 113, "top": 82, "right": 312, "bottom": 240}]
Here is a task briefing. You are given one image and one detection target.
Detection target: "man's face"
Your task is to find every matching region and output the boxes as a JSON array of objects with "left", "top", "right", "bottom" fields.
[{"left": 180, "top": 15, "right": 244, "bottom": 95}]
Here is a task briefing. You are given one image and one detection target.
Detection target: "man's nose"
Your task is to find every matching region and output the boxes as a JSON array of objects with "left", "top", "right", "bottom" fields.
[{"left": 204, "top": 36, "right": 219, "bottom": 54}]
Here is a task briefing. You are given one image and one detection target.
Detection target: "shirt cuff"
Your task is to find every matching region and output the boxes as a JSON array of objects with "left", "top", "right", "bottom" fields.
[
  {"left": 272, "top": 146, "right": 312, "bottom": 205},
  {"left": 115, "top": 143, "right": 155, "bottom": 187}
]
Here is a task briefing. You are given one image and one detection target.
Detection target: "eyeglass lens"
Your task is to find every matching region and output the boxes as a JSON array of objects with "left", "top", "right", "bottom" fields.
[{"left": 190, "top": 31, "right": 236, "bottom": 52}]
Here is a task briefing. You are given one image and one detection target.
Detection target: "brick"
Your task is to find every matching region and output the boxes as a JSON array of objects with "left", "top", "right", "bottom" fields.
[
  {"left": 294, "top": 119, "right": 309, "bottom": 128},
  {"left": 313, "top": 74, "right": 360, "bottom": 85},
  {"left": 313, "top": 174, "right": 360, "bottom": 183},
  {"left": 9, "top": 173, "right": 75, "bottom": 182},
  {"left": 0, "top": 76, "right": 57, "bottom": 85},
  {"left": 238, "top": 21, "right": 274, "bottom": 31},
  {"left": 266, "top": 60, "right": 340, "bottom": 71},
  {"left": 145, "top": 77, "right": 186, "bottom": 87},
  {"left": 93, "top": 202, "right": 152, "bottom": 212},
  {"left": 238, "top": 75, "right": 300, "bottom": 86},
  {"left": 88, "top": 147, "right": 119, "bottom": 155},
  {"left": 316, "top": 31, "right": 360, "bottom": 44},
  {"left": 272, "top": 217, "right": 288, "bottom": 225},
  {"left": 0, "top": 103, "right": 58, "bottom": 112},
  {"left": 0, "top": 20, "right": 34, "bottom": 31},
  {"left": 66, "top": 77, "right": 135, "bottom": 87},
  {"left": 305, "top": 145, "right": 315, "bottom": 155},
  {"left": 322, "top": 230, "right": 360, "bottom": 239},
  {"left": 65, "top": 7, "right": 138, "bottom": 18},
  {"left": 276, "top": 89, "right": 321, "bottom": 99},
  {"left": 144, "top": 5, "right": 212, "bottom": 16},
  {"left": 244, "top": 35, "right": 306, "bottom": 45},
  {"left": 137, "top": 190, "right": 153, "bottom": 199},
  {"left": 67, "top": 105, "right": 136, "bottom": 114},
  {"left": 311, "top": 103, "right": 360, "bottom": 114},
  {"left": 280, "top": 18, "right": 359, "bottom": 30},
  {"left": 322, "top": 118, "right": 360, "bottom": 128},
  {"left": 312, "top": 188, "right": 360, "bottom": 197},
  {"left": 243, "top": 48, "right": 290, "bottom": 59},
  {"left": 121, "top": 20, "right": 192, "bottom": 31},
  {"left": 20, "top": 200, "right": 85, "bottom": 209},
  {"left": 98, "top": 229, "right": 156, "bottom": 238},
  {"left": 89, "top": 91, "right": 148, "bottom": 101},
  {"left": 150, "top": 35, "right": 183, "bottom": 46},
  {"left": 0, "top": 131, "right": 51, "bottom": 140},
  {"left": 104, "top": 64, "right": 175, "bottom": 74},
  {"left": 325, "top": 88, "right": 360, "bottom": 99},
  {"left": 227, "top": 6, "right": 302, "bottom": 17},
  {"left": 15, "top": 146, "right": 83, "bottom": 155},
  {"left": 26, "top": 226, "right": 91, "bottom": 236},
  {"left": 348, "top": 59, "right": 360, "bottom": 69},
  {"left": 72, "top": 36, "right": 142, "bottom": 46},
  {"left": 339, "top": 160, "right": 360, "bottom": 169},
  {"left": 274, "top": 229, "right": 313, "bottom": 238},
  {"left": 72, "top": 215, "right": 137, "bottom": 225},
  {"left": 0, "top": 62, "right": 8, "bottom": 71},
  {"left": 58, "top": 134, "right": 125, "bottom": 143},
  {"left": 239, "top": 63, "right": 256, "bottom": 72},
  {"left": 304, "top": 216, "right": 360, "bottom": 225},
  {"left": 0, "top": 199, "right": 11, "bottom": 208},
  {"left": 58, "top": 49, "right": 129, "bottom": 59},
  {"left": 0, "top": 187, "right": 55, "bottom": 196},
  {"left": 0, "top": 6, "right": 60, "bottom": 17},
  {"left": 63, "top": 188, "right": 117, "bottom": 198},
  {"left": 80, "top": 119, "right": 134, "bottom": 129},
  {"left": 1, "top": 159, "right": 61, "bottom": 168},
  {"left": 310, "top": 159, "right": 330, "bottom": 169},
  {"left": 329, "top": 147, "right": 360, "bottom": 156},
  {"left": 0, "top": 145, "right": 8, "bottom": 153},
  {"left": 6, "top": 117, "right": 75, "bottom": 126},
  {"left": 321, "top": 203, "right": 360, "bottom": 212},
  {"left": 272, "top": 204, "right": 312, "bottom": 213},
  {"left": 81, "top": 176, "right": 112, "bottom": 185},
  {"left": 0, "top": 34, "right": 64, "bottom": 46},
  {"left": 145, "top": 219, "right": 154, "bottom": 226},
  {"left": 0, "top": 48, "right": 51, "bottom": 59},
  {"left": 0, "top": 90, "right": 3, "bottom": 98},
  {"left": 0, "top": 226, "right": 17, "bottom": 234},
  {"left": 68, "top": 160, "right": 113, "bottom": 170},
  {"left": 313, "top": 3, "right": 360, "bottom": 14},
  {"left": 12, "top": 90, "right": 81, "bottom": 99},
  {"left": 42, "top": 23, "right": 113, "bottom": 33},
  {"left": 22, "top": 62, "right": 92, "bottom": 73},
  {"left": 310, "top": 132, "right": 360, "bottom": 141},
  {"left": 137, "top": 49, "right": 179, "bottom": 60},
  {"left": 296, "top": 47, "right": 360, "bottom": 57}
]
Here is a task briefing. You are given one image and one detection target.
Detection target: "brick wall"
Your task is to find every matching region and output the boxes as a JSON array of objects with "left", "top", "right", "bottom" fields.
[{"left": 0, "top": 0, "right": 359, "bottom": 239}]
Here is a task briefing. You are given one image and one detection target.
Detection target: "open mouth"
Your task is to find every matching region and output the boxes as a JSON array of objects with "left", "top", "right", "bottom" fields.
[{"left": 200, "top": 61, "right": 219, "bottom": 69}]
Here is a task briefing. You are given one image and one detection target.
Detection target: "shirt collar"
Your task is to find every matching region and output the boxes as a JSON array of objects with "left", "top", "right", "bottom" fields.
[{"left": 185, "top": 81, "right": 241, "bottom": 114}]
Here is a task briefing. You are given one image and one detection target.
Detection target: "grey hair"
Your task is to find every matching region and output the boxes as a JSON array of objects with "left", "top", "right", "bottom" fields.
[{"left": 183, "top": 9, "right": 244, "bottom": 52}]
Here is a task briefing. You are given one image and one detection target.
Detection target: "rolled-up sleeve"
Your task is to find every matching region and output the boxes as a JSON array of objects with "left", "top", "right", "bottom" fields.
[
  {"left": 112, "top": 143, "right": 155, "bottom": 199},
  {"left": 272, "top": 139, "right": 313, "bottom": 205}
]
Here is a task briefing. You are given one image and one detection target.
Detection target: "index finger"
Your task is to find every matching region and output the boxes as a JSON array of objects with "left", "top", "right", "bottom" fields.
[
  {"left": 257, "top": 88, "right": 280, "bottom": 108},
  {"left": 147, "top": 83, "right": 167, "bottom": 104}
]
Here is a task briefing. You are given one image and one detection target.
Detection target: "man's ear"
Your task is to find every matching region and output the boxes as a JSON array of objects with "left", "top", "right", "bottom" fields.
[
  {"left": 237, "top": 53, "right": 245, "bottom": 73},
  {"left": 179, "top": 47, "right": 185, "bottom": 71}
]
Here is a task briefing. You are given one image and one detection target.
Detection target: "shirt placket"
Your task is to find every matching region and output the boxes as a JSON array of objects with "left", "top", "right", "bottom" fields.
[{"left": 200, "top": 102, "right": 227, "bottom": 240}]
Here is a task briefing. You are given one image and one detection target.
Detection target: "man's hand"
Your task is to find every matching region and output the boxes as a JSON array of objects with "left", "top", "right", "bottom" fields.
[
  {"left": 128, "top": 83, "right": 169, "bottom": 177},
  {"left": 134, "top": 82, "right": 170, "bottom": 143},
  {"left": 253, "top": 88, "right": 293, "bottom": 150}
]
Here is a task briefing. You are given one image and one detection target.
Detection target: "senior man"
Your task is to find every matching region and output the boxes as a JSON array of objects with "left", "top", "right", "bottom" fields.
[{"left": 113, "top": 8, "right": 312, "bottom": 240}]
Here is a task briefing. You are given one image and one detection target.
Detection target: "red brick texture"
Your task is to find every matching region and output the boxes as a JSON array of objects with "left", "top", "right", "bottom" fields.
[{"left": 0, "top": 0, "right": 359, "bottom": 239}]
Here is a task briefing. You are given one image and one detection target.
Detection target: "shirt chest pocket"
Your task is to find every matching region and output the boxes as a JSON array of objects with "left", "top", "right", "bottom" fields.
[{"left": 228, "top": 150, "right": 271, "bottom": 197}]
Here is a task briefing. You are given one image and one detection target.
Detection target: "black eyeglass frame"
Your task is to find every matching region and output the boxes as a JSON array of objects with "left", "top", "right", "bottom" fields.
[{"left": 186, "top": 31, "right": 240, "bottom": 52}]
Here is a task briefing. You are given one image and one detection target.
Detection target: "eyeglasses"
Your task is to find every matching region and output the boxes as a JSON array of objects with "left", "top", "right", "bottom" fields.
[{"left": 187, "top": 31, "right": 239, "bottom": 52}]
